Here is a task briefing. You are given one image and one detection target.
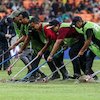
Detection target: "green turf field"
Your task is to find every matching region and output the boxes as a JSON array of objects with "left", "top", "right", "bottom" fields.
[{"left": 0, "top": 59, "right": 100, "bottom": 100}]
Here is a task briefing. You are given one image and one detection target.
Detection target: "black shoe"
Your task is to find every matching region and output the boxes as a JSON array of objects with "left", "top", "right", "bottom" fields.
[
  {"left": 68, "top": 76, "right": 75, "bottom": 79},
  {"left": 41, "top": 73, "right": 47, "bottom": 78},
  {"left": 21, "top": 77, "right": 29, "bottom": 82},
  {"left": 63, "top": 75, "right": 69, "bottom": 80},
  {"left": 28, "top": 76, "right": 36, "bottom": 82},
  {"left": 70, "top": 74, "right": 81, "bottom": 79},
  {"left": 49, "top": 74, "right": 60, "bottom": 80},
  {"left": 37, "top": 71, "right": 47, "bottom": 78}
]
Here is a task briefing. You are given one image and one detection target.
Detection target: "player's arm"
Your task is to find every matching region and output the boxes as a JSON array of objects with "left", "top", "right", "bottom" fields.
[
  {"left": 19, "top": 35, "right": 30, "bottom": 53},
  {"left": 37, "top": 38, "right": 51, "bottom": 57},
  {"left": 47, "top": 39, "right": 63, "bottom": 61},
  {"left": 9, "top": 35, "right": 26, "bottom": 50},
  {"left": 78, "top": 29, "right": 93, "bottom": 56}
]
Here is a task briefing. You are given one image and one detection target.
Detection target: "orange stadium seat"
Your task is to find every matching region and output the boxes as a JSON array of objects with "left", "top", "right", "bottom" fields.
[
  {"left": 23, "top": 0, "right": 32, "bottom": 9},
  {"left": 68, "top": 0, "right": 74, "bottom": 4},
  {"left": 37, "top": 0, "right": 44, "bottom": 5},
  {"left": 74, "top": 14, "right": 93, "bottom": 21}
]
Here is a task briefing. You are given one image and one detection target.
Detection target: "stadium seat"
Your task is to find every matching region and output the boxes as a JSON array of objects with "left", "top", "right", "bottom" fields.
[
  {"left": 23, "top": 0, "right": 32, "bottom": 9},
  {"left": 74, "top": 14, "right": 93, "bottom": 21}
]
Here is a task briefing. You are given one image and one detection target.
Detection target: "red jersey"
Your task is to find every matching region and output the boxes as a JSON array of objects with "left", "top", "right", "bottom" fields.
[
  {"left": 57, "top": 27, "right": 79, "bottom": 39},
  {"left": 44, "top": 25, "right": 57, "bottom": 40}
]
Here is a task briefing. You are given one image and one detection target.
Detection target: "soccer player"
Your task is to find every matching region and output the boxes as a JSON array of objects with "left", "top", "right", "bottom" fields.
[
  {"left": 37, "top": 20, "right": 69, "bottom": 80},
  {"left": 19, "top": 18, "right": 69, "bottom": 80},
  {"left": 47, "top": 20, "right": 86, "bottom": 78},
  {"left": 8, "top": 11, "right": 46, "bottom": 80},
  {"left": 71, "top": 16, "right": 100, "bottom": 79}
]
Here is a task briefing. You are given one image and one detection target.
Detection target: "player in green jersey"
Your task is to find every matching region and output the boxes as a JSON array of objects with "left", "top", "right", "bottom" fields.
[{"left": 71, "top": 16, "right": 100, "bottom": 79}]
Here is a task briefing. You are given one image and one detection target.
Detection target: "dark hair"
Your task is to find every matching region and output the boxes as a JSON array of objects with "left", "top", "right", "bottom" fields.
[
  {"left": 29, "top": 17, "right": 40, "bottom": 23},
  {"left": 18, "top": 11, "right": 29, "bottom": 19},
  {"left": 71, "top": 16, "right": 82, "bottom": 26},
  {"left": 49, "top": 20, "right": 60, "bottom": 26}
]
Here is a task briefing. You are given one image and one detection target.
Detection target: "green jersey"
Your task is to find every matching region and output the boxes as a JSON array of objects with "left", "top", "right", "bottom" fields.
[
  {"left": 13, "top": 22, "right": 29, "bottom": 38},
  {"left": 13, "top": 21, "right": 31, "bottom": 50},
  {"left": 81, "top": 21, "right": 100, "bottom": 57},
  {"left": 13, "top": 22, "right": 24, "bottom": 38},
  {"left": 75, "top": 27, "right": 83, "bottom": 34},
  {"left": 60, "top": 23, "right": 71, "bottom": 28},
  {"left": 38, "top": 22, "right": 48, "bottom": 44},
  {"left": 29, "top": 23, "right": 48, "bottom": 55},
  {"left": 83, "top": 22, "right": 100, "bottom": 40}
]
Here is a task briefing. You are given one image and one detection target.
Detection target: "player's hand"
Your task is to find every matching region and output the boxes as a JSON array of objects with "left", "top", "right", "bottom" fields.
[
  {"left": 47, "top": 55, "right": 53, "bottom": 62},
  {"left": 37, "top": 51, "right": 43, "bottom": 57},
  {"left": 78, "top": 51, "right": 84, "bottom": 56},
  {"left": 17, "top": 49, "right": 23, "bottom": 54},
  {"left": 9, "top": 45, "right": 16, "bottom": 50},
  {"left": 7, "top": 66, "right": 12, "bottom": 75}
]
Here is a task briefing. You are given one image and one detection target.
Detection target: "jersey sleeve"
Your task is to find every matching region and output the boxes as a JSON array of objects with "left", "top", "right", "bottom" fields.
[
  {"left": 86, "top": 29, "right": 93, "bottom": 39},
  {"left": 57, "top": 28, "right": 68, "bottom": 39},
  {"left": 44, "top": 26, "right": 57, "bottom": 40}
]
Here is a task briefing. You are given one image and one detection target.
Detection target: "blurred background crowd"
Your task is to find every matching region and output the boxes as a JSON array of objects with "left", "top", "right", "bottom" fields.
[{"left": 0, "top": 0, "right": 100, "bottom": 24}]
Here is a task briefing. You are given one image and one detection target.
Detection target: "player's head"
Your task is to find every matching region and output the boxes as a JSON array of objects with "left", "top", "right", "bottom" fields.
[
  {"left": 71, "top": 16, "right": 83, "bottom": 28},
  {"left": 29, "top": 17, "right": 41, "bottom": 29},
  {"left": 48, "top": 20, "right": 60, "bottom": 32},
  {"left": 18, "top": 11, "right": 29, "bottom": 24}
]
